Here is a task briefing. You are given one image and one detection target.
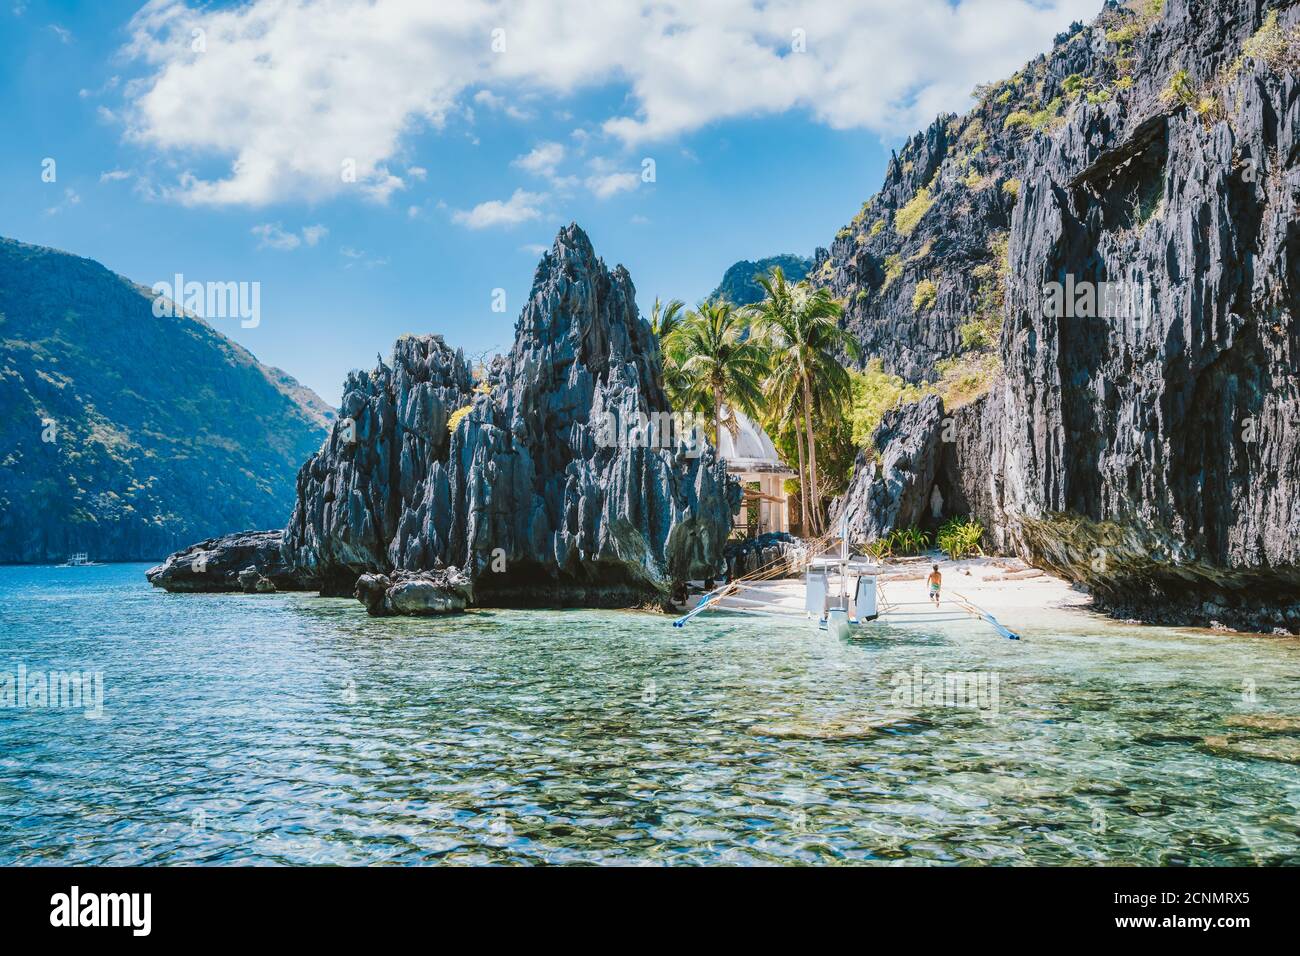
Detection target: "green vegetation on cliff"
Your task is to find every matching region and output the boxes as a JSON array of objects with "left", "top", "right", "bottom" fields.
[{"left": 0, "top": 237, "right": 332, "bottom": 562}]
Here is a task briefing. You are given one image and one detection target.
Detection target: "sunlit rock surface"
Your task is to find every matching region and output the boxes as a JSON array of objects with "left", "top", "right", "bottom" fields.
[{"left": 824, "top": 0, "right": 1300, "bottom": 631}]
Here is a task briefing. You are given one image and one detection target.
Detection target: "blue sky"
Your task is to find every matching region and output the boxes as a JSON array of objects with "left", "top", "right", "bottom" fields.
[{"left": 0, "top": 0, "right": 1096, "bottom": 406}]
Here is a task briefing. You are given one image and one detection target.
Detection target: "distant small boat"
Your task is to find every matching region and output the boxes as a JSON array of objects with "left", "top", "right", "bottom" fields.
[{"left": 59, "top": 552, "right": 102, "bottom": 567}]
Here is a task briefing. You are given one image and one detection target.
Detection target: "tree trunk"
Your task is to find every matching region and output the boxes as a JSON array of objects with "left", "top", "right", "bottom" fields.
[
  {"left": 794, "top": 420, "right": 808, "bottom": 539},
  {"left": 802, "top": 376, "right": 822, "bottom": 536},
  {"left": 713, "top": 381, "right": 724, "bottom": 448}
]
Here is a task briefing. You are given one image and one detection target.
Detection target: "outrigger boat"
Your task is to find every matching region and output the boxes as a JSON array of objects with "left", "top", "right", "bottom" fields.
[
  {"left": 673, "top": 516, "right": 1020, "bottom": 640},
  {"left": 59, "top": 552, "right": 102, "bottom": 568}
]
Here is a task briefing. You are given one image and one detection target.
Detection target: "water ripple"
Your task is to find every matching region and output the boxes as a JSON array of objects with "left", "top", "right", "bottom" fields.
[{"left": 1, "top": 564, "right": 1298, "bottom": 865}]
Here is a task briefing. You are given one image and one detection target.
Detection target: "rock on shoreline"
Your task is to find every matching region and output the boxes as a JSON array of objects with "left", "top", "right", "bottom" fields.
[
  {"left": 354, "top": 568, "right": 473, "bottom": 616},
  {"left": 150, "top": 225, "right": 740, "bottom": 613},
  {"left": 145, "top": 530, "right": 317, "bottom": 593}
]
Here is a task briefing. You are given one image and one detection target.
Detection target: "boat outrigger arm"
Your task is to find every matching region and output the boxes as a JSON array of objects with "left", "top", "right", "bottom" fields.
[{"left": 673, "top": 514, "right": 1020, "bottom": 640}]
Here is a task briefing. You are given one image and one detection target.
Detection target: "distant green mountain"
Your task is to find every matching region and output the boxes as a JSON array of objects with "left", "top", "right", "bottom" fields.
[
  {"left": 709, "top": 254, "right": 813, "bottom": 306},
  {"left": 0, "top": 237, "right": 332, "bottom": 563}
]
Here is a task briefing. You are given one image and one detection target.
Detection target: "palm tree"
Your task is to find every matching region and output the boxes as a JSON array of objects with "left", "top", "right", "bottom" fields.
[
  {"left": 649, "top": 296, "right": 685, "bottom": 339},
  {"left": 670, "top": 300, "right": 768, "bottom": 446},
  {"left": 750, "top": 267, "right": 861, "bottom": 537},
  {"left": 649, "top": 296, "right": 689, "bottom": 405}
]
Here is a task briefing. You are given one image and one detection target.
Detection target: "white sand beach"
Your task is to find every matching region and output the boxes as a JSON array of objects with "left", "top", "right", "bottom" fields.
[{"left": 695, "top": 553, "right": 1104, "bottom": 636}]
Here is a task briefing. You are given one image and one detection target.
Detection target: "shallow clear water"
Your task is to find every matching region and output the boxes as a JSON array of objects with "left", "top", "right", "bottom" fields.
[{"left": 1, "top": 563, "right": 1297, "bottom": 865}]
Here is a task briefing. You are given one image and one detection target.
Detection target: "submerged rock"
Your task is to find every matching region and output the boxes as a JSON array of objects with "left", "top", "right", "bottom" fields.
[
  {"left": 146, "top": 530, "right": 315, "bottom": 593},
  {"left": 354, "top": 568, "right": 472, "bottom": 616},
  {"left": 1202, "top": 735, "right": 1300, "bottom": 766}
]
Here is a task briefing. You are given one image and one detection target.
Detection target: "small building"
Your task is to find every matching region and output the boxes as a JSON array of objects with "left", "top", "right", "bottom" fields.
[{"left": 716, "top": 409, "right": 797, "bottom": 536}]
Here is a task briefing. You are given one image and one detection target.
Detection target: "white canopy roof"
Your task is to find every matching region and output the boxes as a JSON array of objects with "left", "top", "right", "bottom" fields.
[{"left": 717, "top": 408, "right": 796, "bottom": 476}]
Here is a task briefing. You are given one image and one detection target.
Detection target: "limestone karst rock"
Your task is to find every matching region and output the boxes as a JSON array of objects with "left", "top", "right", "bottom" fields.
[
  {"left": 153, "top": 224, "right": 739, "bottom": 610},
  {"left": 835, "top": 395, "right": 946, "bottom": 544},
  {"left": 145, "top": 530, "right": 315, "bottom": 593},
  {"left": 823, "top": 0, "right": 1300, "bottom": 632}
]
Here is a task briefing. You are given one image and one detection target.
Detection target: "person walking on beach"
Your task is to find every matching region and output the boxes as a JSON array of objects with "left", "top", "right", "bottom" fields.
[{"left": 927, "top": 564, "right": 942, "bottom": 606}]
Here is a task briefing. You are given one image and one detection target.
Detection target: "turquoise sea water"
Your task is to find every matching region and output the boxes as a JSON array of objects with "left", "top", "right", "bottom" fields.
[{"left": 1, "top": 563, "right": 1297, "bottom": 865}]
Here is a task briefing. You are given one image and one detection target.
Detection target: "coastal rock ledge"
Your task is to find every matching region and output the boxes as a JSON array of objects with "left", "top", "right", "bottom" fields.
[
  {"left": 146, "top": 530, "right": 316, "bottom": 593},
  {"left": 149, "top": 224, "right": 739, "bottom": 612}
]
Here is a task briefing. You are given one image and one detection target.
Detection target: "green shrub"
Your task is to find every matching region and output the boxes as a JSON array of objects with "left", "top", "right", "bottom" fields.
[
  {"left": 894, "top": 187, "right": 934, "bottom": 236},
  {"left": 886, "top": 527, "right": 932, "bottom": 556},
  {"left": 937, "top": 517, "right": 984, "bottom": 560},
  {"left": 1159, "top": 69, "right": 1197, "bottom": 108},
  {"left": 959, "top": 317, "right": 996, "bottom": 350},
  {"left": 869, "top": 218, "right": 886, "bottom": 237},
  {"left": 1107, "top": 23, "right": 1139, "bottom": 45},
  {"left": 881, "top": 253, "right": 904, "bottom": 290},
  {"left": 912, "top": 279, "right": 938, "bottom": 311},
  {"left": 1001, "top": 178, "right": 1021, "bottom": 202},
  {"left": 1241, "top": 11, "right": 1300, "bottom": 71},
  {"left": 1062, "top": 73, "right": 1088, "bottom": 96},
  {"left": 863, "top": 538, "right": 893, "bottom": 561},
  {"left": 1029, "top": 97, "right": 1064, "bottom": 131},
  {"left": 1004, "top": 110, "right": 1032, "bottom": 130},
  {"left": 447, "top": 404, "right": 473, "bottom": 434},
  {"left": 848, "top": 358, "right": 923, "bottom": 449},
  {"left": 928, "top": 353, "right": 1000, "bottom": 410}
]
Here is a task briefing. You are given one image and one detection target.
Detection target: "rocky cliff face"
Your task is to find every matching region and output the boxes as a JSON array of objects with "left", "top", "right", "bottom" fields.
[
  {"left": 827, "top": 0, "right": 1300, "bottom": 632},
  {"left": 283, "top": 333, "right": 473, "bottom": 594},
  {"left": 275, "top": 224, "right": 737, "bottom": 607},
  {"left": 0, "top": 237, "right": 332, "bottom": 563}
]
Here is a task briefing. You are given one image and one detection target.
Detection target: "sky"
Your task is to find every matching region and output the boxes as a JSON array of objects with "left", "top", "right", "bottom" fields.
[{"left": 0, "top": 0, "right": 1099, "bottom": 406}]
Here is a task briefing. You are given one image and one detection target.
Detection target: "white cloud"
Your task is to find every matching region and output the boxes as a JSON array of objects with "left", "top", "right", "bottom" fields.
[
  {"left": 100, "top": 169, "right": 132, "bottom": 183},
  {"left": 121, "top": 0, "right": 1098, "bottom": 207},
  {"left": 473, "top": 89, "right": 532, "bottom": 121},
  {"left": 45, "top": 188, "right": 80, "bottom": 215},
  {"left": 301, "top": 224, "right": 329, "bottom": 246},
  {"left": 452, "top": 188, "right": 544, "bottom": 229},
  {"left": 339, "top": 246, "right": 389, "bottom": 269},
  {"left": 586, "top": 170, "right": 639, "bottom": 200},
  {"left": 252, "top": 222, "right": 328, "bottom": 250},
  {"left": 512, "top": 141, "right": 565, "bottom": 178},
  {"left": 48, "top": 23, "right": 71, "bottom": 43}
]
